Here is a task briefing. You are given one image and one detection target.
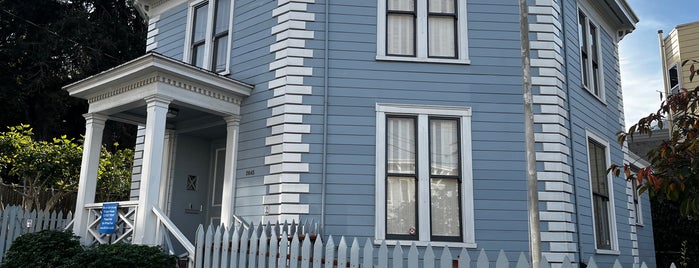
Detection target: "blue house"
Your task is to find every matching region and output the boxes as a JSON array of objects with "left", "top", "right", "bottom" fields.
[{"left": 64, "top": 0, "right": 654, "bottom": 266}]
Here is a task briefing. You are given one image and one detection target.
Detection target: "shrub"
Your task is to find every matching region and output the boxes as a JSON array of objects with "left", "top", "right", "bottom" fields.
[
  {"left": 67, "top": 243, "right": 176, "bottom": 268},
  {"left": 0, "top": 230, "right": 82, "bottom": 268}
]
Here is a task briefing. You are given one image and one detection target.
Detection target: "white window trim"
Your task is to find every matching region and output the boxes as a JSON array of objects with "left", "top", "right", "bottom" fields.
[
  {"left": 183, "top": 0, "right": 235, "bottom": 75},
  {"left": 374, "top": 103, "right": 476, "bottom": 248},
  {"left": 585, "top": 130, "right": 619, "bottom": 254},
  {"left": 376, "top": 0, "right": 470, "bottom": 65},
  {"left": 631, "top": 179, "right": 643, "bottom": 226},
  {"left": 577, "top": 5, "right": 605, "bottom": 103}
]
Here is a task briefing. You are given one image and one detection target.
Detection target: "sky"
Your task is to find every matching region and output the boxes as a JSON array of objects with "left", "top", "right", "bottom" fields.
[{"left": 619, "top": 0, "right": 697, "bottom": 127}]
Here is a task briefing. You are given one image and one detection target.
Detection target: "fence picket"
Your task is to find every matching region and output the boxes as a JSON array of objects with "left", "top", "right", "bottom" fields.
[
  {"left": 587, "top": 256, "right": 597, "bottom": 268},
  {"left": 222, "top": 227, "right": 231, "bottom": 268},
  {"left": 362, "top": 239, "right": 373, "bottom": 268},
  {"left": 640, "top": 262, "right": 648, "bottom": 268},
  {"left": 231, "top": 226, "right": 241, "bottom": 268},
  {"left": 408, "top": 243, "right": 418, "bottom": 268},
  {"left": 516, "top": 252, "right": 528, "bottom": 268},
  {"left": 312, "top": 234, "right": 323, "bottom": 268},
  {"left": 423, "top": 245, "right": 435, "bottom": 268},
  {"left": 440, "top": 246, "right": 453, "bottom": 268},
  {"left": 51, "top": 211, "right": 58, "bottom": 230},
  {"left": 195, "top": 225, "right": 204, "bottom": 268},
  {"left": 561, "top": 255, "right": 572, "bottom": 268},
  {"left": 258, "top": 227, "right": 268, "bottom": 268},
  {"left": 324, "top": 236, "right": 334, "bottom": 268},
  {"left": 539, "top": 256, "right": 550, "bottom": 268},
  {"left": 11, "top": 207, "right": 22, "bottom": 241},
  {"left": 613, "top": 259, "right": 623, "bottom": 268},
  {"left": 349, "top": 238, "right": 360, "bottom": 268},
  {"left": 476, "top": 249, "right": 488, "bottom": 268},
  {"left": 203, "top": 225, "right": 214, "bottom": 268},
  {"left": 213, "top": 226, "right": 222, "bottom": 268},
  {"left": 494, "top": 250, "right": 507, "bottom": 268},
  {"left": 0, "top": 206, "right": 8, "bottom": 263},
  {"left": 239, "top": 226, "right": 250, "bottom": 268},
  {"left": 392, "top": 242, "right": 403, "bottom": 268},
  {"left": 289, "top": 230, "right": 300, "bottom": 268},
  {"left": 268, "top": 228, "right": 278, "bottom": 268},
  {"left": 278, "top": 231, "right": 288, "bottom": 268},
  {"left": 248, "top": 224, "right": 259, "bottom": 268},
  {"left": 337, "top": 236, "right": 347, "bottom": 268},
  {"left": 378, "top": 240, "right": 388, "bottom": 268},
  {"left": 300, "top": 233, "right": 311, "bottom": 268},
  {"left": 458, "top": 248, "right": 470, "bottom": 268}
]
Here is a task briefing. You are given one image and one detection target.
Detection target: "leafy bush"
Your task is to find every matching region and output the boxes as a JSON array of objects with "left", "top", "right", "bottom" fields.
[
  {"left": 0, "top": 230, "right": 82, "bottom": 268},
  {"left": 67, "top": 243, "right": 176, "bottom": 268}
]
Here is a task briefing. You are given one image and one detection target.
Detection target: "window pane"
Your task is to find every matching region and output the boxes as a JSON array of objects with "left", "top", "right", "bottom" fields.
[
  {"left": 430, "top": 119, "right": 459, "bottom": 175},
  {"left": 388, "top": 0, "right": 414, "bottom": 11},
  {"left": 387, "top": 117, "right": 416, "bottom": 174},
  {"left": 213, "top": 35, "right": 228, "bottom": 73},
  {"left": 387, "top": 176, "right": 417, "bottom": 236},
  {"left": 594, "top": 195, "right": 611, "bottom": 249},
  {"left": 589, "top": 23, "right": 598, "bottom": 62},
  {"left": 192, "top": 43, "right": 206, "bottom": 68},
  {"left": 193, "top": 3, "right": 208, "bottom": 42},
  {"left": 430, "top": 178, "right": 460, "bottom": 237},
  {"left": 214, "top": 0, "right": 231, "bottom": 34},
  {"left": 428, "top": 16, "right": 455, "bottom": 58},
  {"left": 387, "top": 14, "right": 415, "bottom": 56},
  {"left": 429, "top": 0, "right": 454, "bottom": 13},
  {"left": 589, "top": 140, "right": 607, "bottom": 196}
]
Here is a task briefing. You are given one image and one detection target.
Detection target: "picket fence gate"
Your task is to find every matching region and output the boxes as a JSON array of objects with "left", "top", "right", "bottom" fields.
[
  {"left": 193, "top": 222, "right": 662, "bottom": 268},
  {"left": 0, "top": 205, "right": 73, "bottom": 263}
]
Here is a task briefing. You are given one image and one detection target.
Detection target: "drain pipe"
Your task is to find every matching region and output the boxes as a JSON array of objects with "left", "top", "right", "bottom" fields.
[
  {"left": 517, "top": 0, "right": 541, "bottom": 266},
  {"left": 657, "top": 30, "right": 673, "bottom": 133},
  {"left": 320, "top": 0, "right": 330, "bottom": 232}
]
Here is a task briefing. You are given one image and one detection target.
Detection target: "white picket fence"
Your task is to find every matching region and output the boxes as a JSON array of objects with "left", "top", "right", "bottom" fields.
[
  {"left": 0, "top": 205, "right": 73, "bottom": 263},
  {"left": 193, "top": 222, "right": 661, "bottom": 268}
]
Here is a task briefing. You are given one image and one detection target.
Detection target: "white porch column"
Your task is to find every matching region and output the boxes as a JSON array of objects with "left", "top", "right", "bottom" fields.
[
  {"left": 220, "top": 115, "right": 240, "bottom": 227},
  {"left": 73, "top": 113, "right": 108, "bottom": 245},
  {"left": 133, "top": 96, "right": 171, "bottom": 245}
]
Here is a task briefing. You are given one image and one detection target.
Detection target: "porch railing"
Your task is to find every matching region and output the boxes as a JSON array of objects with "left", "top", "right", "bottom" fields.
[
  {"left": 84, "top": 201, "right": 138, "bottom": 245},
  {"left": 153, "top": 206, "right": 195, "bottom": 267}
]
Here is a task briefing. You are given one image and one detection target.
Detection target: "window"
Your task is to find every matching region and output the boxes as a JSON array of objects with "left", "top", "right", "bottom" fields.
[
  {"left": 669, "top": 64, "right": 680, "bottom": 94},
  {"left": 377, "top": 0, "right": 470, "bottom": 64},
  {"left": 586, "top": 132, "right": 618, "bottom": 253},
  {"left": 631, "top": 178, "right": 643, "bottom": 225},
  {"left": 185, "top": 0, "right": 233, "bottom": 74},
  {"left": 578, "top": 9, "right": 603, "bottom": 100},
  {"left": 375, "top": 104, "right": 475, "bottom": 247}
]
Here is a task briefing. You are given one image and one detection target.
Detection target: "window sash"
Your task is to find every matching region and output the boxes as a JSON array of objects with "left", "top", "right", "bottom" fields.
[
  {"left": 187, "top": 0, "right": 231, "bottom": 73},
  {"left": 579, "top": 10, "right": 602, "bottom": 98},
  {"left": 384, "top": 115, "right": 463, "bottom": 242},
  {"left": 588, "top": 139, "right": 613, "bottom": 250},
  {"left": 383, "top": 0, "right": 459, "bottom": 59}
]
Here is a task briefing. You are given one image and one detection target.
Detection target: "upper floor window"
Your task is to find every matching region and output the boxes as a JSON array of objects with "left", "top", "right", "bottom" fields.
[
  {"left": 376, "top": 0, "right": 470, "bottom": 64},
  {"left": 586, "top": 131, "right": 618, "bottom": 253},
  {"left": 578, "top": 9, "right": 603, "bottom": 101},
  {"left": 668, "top": 64, "right": 680, "bottom": 94},
  {"left": 185, "top": 0, "right": 233, "bottom": 74},
  {"left": 375, "top": 104, "right": 475, "bottom": 247}
]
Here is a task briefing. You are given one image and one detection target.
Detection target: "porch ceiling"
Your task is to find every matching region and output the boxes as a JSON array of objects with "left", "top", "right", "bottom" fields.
[{"left": 63, "top": 52, "right": 253, "bottom": 117}]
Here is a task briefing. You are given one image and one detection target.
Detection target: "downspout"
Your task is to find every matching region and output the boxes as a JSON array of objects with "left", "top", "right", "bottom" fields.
[
  {"left": 320, "top": 0, "right": 330, "bottom": 231},
  {"left": 518, "top": 0, "right": 541, "bottom": 266}
]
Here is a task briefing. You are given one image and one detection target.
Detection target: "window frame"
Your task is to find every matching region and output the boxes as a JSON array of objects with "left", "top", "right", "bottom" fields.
[
  {"left": 376, "top": 0, "right": 470, "bottom": 64},
  {"left": 668, "top": 63, "right": 681, "bottom": 94},
  {"left": 183, "top": 0, "right": 235, "bottom": 75},
  {"left": 577, "top": 5, "right": 605, "bottom": 103},
  {"left": 375, "top": 103, "right": 475, "bottom": 248},
  {"left": 585, "top": 130, "right": 619, "bottom": 254},
  {"left": 631, "top": 177, "right": 643, "bottom": 226}
]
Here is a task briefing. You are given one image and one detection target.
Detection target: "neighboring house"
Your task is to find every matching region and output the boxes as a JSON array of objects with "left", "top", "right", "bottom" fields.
[
  {"left": 63, "top": 0, "right": 653, "bottom": 266},
  {"left": 661, "top": 21, "right": 699, "bottom": 96}
]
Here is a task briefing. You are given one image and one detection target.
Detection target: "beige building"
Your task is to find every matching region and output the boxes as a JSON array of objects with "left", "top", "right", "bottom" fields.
[{"left": 661, "top": 21, "right": 699, "bottom": 94}]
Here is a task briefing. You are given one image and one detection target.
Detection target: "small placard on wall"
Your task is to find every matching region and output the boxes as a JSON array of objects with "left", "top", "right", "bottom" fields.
[{"left": 186, "top": 175, "right": 197, "bottom": 191}]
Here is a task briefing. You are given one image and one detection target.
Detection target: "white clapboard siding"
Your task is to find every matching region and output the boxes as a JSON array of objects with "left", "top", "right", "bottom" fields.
[
  {"left": 0, "top": 205, "right": 73, "bottom": 263},
  {"left": 193, "top": 221, "right": 664, "bottom": 268}
]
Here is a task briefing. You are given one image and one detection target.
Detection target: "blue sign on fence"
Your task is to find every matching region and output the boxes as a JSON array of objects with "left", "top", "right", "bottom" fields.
[{"left": 98, "top": 203, "right": 119, "bottom": 234}]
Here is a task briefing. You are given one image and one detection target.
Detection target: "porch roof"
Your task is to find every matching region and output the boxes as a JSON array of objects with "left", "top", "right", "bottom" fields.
[{"left": 63, "top": 52, "right": 253, "bottom": 117}]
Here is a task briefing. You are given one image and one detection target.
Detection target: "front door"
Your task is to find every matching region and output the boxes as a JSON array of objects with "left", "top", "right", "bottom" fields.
[{"left": 207, "top": 147, "right": 226, "bottom": 227}]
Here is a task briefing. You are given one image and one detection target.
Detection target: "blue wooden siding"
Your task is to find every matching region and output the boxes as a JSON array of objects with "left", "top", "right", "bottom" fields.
[
  {"left": 637, "top": 196, "right": 656, "bottom": 267},
  {"left": 562, "top": 0, "right": 638, "bottom": 266},
  {"left": 297, "top": 0, "right": 530, "bottom": 257}
]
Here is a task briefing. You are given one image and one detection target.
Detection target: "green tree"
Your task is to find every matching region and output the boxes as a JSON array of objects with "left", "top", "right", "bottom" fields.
[
  {"left": 0, "top": 124, "right": 134, "bottom": 211},
  {"left": 611, "top": 59, "right": 699, "bottom": 217},
  {"left": 0, "top": 0, "right": 145, "bottom": 142}
]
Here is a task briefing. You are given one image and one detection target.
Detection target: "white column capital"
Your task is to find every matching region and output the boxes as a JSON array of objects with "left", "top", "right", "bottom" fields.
[
  {"left": 144, "top": 95, "right": 173, "bottom": 108},
  {"left": 82, "top": 113, "right": 109, "bottom": 125},
  {"left": 224, "top": 115, "right": 241, "bottom": 127}
]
